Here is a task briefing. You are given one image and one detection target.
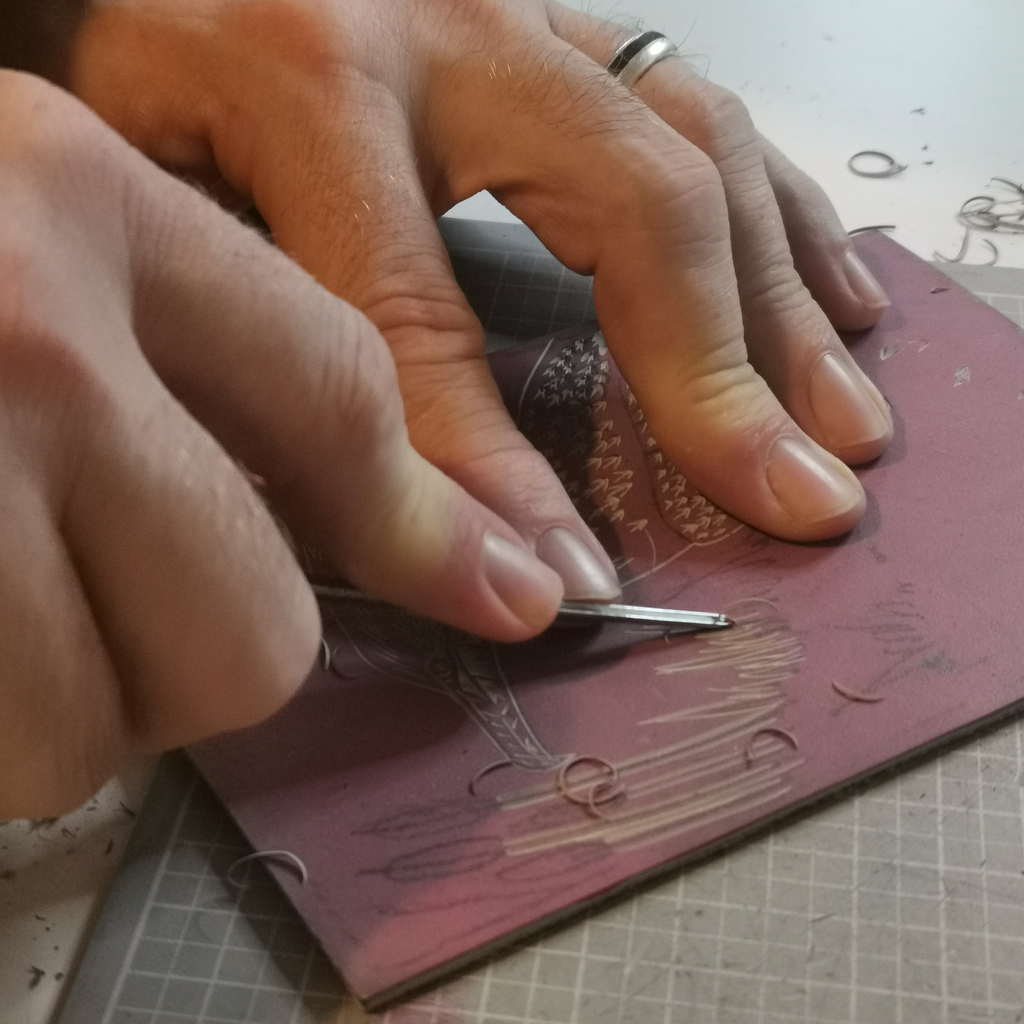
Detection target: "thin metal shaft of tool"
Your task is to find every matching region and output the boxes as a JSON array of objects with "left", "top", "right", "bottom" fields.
[
  {"left": 555, "top": 601, "right": 731, "bottom": 631},
  {"left": 310, "top": 584, "right": 731, "bottom": 632}
]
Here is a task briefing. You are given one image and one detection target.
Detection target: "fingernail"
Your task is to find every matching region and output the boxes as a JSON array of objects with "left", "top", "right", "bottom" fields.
[
  {"left": 482, "top": 532, "right": 564, "bottom": 630},
  {"left": 843, "top": 250, "right": 890, "bottom": 309},
  {"left": 535, "top": 527, "right": 621, "bottom": 601},
  {"left": 766, "top": 436, "right": 864, "bottom": 524},
  {"left": 809, "top": 353, "right": 892, "bottom": 452}
]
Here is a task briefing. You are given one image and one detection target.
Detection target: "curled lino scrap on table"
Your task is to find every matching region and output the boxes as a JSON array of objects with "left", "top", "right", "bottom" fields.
[
  {"left": 959, "top": 196, "right": 998, "bottom": 228},
  {"left": 981, "top": 239, "right": 999, "bottom": 266},
  {"left": 555, "top": 756, "right": 625, "bottom": 820},
  {"left": 934, "top": 228, "right": 971, "bottom": 264},
  {"left": 468, "top": 759, "right": 514, "bottom": 797},
  {"left": 957, "top": 183, "right": 1024, "bottom": 235},
  {"left": 848, "top": 224, "right": 896, "bottom": 236},
  {"left": 847, "top": 151, "right": 907, "bottom": 178},
  {"left": 226, "top": 850, "right": 309, "bottom": 888},
  {"left": 744, "top": 727, "right": 799, "bottom": 768},
  {"left": 991, "top": 176, "right": 1024, "bottom": 199},
  {"left": 319, "top": 638, "right": 331, "bottom": 672},
  {"left": 832, "top": 680, "right": 885, "bottom": 704}
]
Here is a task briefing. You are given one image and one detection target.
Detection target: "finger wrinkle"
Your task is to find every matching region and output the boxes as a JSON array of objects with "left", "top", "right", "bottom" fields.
[
  {"left": 344, "top": 237, "right": 469, "bottom": 310},
  {"left": 738, "top": 269, "right": 815, "bottom": 320},
  {"left": 362, "top": 288, "right": 484, "bottom": 354},
  {"left": 422, "top": 437, "right": 569, "bottom": 523},
  {"left": 646, "top": 356, "right": 768, "bottom": 424},
  {"left": 400, "top": 384, "right": 527, "bottom": 462},
  {"left": 402, "top": 388, "right": 509, "bottom": 450},
  {"left": 298, "top": 305, "right": 408, "bottom": 457},
  {"left": 659, "top": 78, "right": 758, "bottom": 158}
]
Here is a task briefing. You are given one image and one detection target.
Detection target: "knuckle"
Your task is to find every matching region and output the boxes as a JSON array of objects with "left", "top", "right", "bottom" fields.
[
  {"left": 425, "top": 0, "right": 526, "bottom": 42},
  {"left": 0, "top": 285, "right": 124, "bottom": 507},
  {"left": 364, "top": 286, "right": 483, "bottom": 359},
  {"left": 701, "top": 83, "right": 753, "bottom": 130},
  {"left": 0, "top": 296, "right": 115, "bottom": 428},
  {"left": 675, "top": 79, "right": 758, "bottom": 157},
  {"left": 689, "top": 80, "right": 751, "bottom": 130},
  {"left": 394, "top": 351, "right": 505, "bottom": 463},
  {"left": 650, "top": 359, "right": 774, "bottom": 438},
  {"left": 617, "top": 139, "right": 726, "bottom": 251},
  {"left": 743, "top": 265, "right": 813, "bottom": 317},
  {"left": 312, "top": 295, "right": 409, "bottom": 448},
  {"left": 0, "top": 70, "right": 115, "bottom": 187},
  {"left": 353, "top": 268, "right": 487, "bottom": 426},
  {"left": 215, "top": 1, "right": 352, "bottom": 85}
]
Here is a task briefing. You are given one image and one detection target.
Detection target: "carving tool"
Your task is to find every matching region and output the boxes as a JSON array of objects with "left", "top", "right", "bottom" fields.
[{"left": 310, "top": 584, "right": 732, "bottom": 634}]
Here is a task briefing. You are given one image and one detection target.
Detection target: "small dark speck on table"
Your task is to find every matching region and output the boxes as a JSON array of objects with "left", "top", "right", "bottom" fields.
[{"left": 28, "top": 966, "right": 45, "bottom": 989}]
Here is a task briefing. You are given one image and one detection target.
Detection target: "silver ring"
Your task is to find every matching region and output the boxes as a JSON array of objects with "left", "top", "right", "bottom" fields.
[{"left": 606, "top": 30, "right": 678, "bottom": 89}]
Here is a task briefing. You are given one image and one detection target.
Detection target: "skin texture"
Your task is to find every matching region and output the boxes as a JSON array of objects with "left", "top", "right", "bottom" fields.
[
  {"left": 0, "top": 0, "right": 899, "bottom": 814},
  {"left": 69, "top": 0, "right": 893, "bottom": 562},
  {"left": 0, "top": 71, "right": 562, "bottom": 818}
]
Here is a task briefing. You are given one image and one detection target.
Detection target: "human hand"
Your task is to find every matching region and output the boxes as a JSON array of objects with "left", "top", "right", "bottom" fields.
[
  {"left": 71, "top": 0, "right": 893, "bottom": 585},
  {"left": 0, "top": 72, "right": 562, "bottom": 818}
]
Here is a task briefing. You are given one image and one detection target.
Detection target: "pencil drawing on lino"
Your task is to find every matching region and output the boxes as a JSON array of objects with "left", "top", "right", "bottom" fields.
[{"left": 323, "top": 330, "right": 805, "bottom": 858}]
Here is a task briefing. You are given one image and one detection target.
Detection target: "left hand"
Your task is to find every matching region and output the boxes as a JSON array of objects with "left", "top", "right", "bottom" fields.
[{"left": 70, "top": 0, "right": 893, "bottom": 585}]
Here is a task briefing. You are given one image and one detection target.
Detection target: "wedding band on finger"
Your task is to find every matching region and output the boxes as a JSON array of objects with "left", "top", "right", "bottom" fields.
[{"left": 605, "top": 30, "right": 679, "bottom": 89}]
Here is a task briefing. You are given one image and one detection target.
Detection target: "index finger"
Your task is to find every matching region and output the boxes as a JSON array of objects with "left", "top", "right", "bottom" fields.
[{"left": 427, "top": 34, "right": 865, "bottom": 541}]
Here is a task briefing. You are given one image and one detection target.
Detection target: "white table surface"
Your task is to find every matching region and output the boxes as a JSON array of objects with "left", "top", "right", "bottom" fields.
[
  {"left": 452, "top": 0, "right": 1024, "bottom": 270},
  {"left": 2, "top": 3, "right": 1022, "bottom": 1023}
]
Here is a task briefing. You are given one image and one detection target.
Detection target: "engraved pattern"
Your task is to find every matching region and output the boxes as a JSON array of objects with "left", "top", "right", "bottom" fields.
[
  {"left": 520, "top": 333, "right": 622, "bottom": 525},
  {"left": 325, "top": 603, "right": 567, "bottom": 772},
  {"left": 626, "top": 389, "right": 743, "bottom": 546}
]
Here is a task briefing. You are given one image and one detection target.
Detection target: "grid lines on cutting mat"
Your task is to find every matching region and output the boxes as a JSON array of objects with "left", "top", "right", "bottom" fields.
[
  {"left": 99, "top": 777, "right": 344, "bottom": 1024},
  {"left": 87, "top": 722, "right": 1024, "bottom": 1024}
]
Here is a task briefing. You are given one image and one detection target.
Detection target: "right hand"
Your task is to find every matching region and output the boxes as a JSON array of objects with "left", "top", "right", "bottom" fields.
[{"left": 0, "top": 71, "right": 563, "bottom": 819}]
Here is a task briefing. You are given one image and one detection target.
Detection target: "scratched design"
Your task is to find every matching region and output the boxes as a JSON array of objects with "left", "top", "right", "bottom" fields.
[{"left": 191, "top": 234, "right": 1024, "bottom": 1008}]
